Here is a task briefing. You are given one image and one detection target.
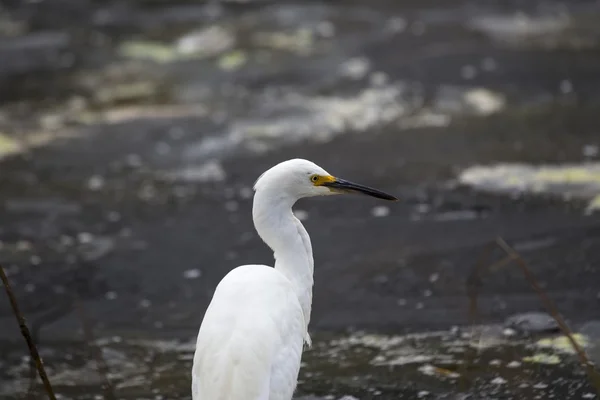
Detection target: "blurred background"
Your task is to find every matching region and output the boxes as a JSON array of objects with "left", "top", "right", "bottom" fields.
[{"left": 1, "top": 0, "right": 600, "bottom": 399}]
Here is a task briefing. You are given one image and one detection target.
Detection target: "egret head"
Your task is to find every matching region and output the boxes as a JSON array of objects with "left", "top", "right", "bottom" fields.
[{"left": 253, "top": 158, "right": 397, "bottom": 201}]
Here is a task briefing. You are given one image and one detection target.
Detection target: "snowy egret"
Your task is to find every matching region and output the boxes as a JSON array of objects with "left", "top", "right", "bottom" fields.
[{"left": 192, "top": 158, "right": 397, "bottom": 400}]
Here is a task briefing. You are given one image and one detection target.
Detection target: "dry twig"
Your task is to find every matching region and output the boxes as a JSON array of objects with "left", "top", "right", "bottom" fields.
[
  {"left": 495, "top": 237, "right": 600, "bottom": 395},
  {"left": 0, "top": 263, "right": 57, "bottom": 400}
]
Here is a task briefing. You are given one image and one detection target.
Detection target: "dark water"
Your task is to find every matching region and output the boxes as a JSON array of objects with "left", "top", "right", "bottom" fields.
[{"left": 1, "top": 0, "right": 600, "bottom": 398}]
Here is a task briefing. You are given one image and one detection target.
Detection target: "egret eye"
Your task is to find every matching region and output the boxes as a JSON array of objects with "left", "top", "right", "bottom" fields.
[{"left": 310, "top": 175, "right": 319, "bottom": 183}]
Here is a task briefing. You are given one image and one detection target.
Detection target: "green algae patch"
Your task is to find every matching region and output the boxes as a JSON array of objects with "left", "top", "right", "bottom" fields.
[
  {"left": 218, "top": 50, "right": 247, "bottom": 71},
  {"left": 118, "top": 26, "right": 237, "bottom": 65},
  {"left": 0, "top": 133, "right": 21, "bottom": 158},
  {"left": 252, "top": 28, "right": 315, "bottom": 54},
  {"left": 95, "top": 81, "right": 159, "bottom": 105},
  {"left": 118, "top": 40, "right": 180, "bottom": 63},
  {"left": 536, "top": 167, "right": 600, "bottom": 185},
  {"left": 523, "top": 353, "right": 562, "bottom": 365},
  {"left": 523, "top": 333, "right": 590, "bottom": 365},
  {"left": 118, "top": 39, "right": 248, "bottom": 71},
  {"left": 535, "top": 333, "right": 589, "bottom": 354},
  {"left": 587, "top": 195, "right": 600, "bottom": 214},
  {"left": 458, "top": 162, "right": 600, "bottom": 213}
]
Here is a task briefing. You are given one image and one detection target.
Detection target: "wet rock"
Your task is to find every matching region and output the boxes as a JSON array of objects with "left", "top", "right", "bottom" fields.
[{"left": 504, "top": 312, "right": 560, "bottom": 334}]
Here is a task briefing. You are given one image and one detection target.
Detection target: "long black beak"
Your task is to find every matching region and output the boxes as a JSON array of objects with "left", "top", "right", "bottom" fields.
[{"left": 323, "top": 178, "right": 398, "bottom": 201}]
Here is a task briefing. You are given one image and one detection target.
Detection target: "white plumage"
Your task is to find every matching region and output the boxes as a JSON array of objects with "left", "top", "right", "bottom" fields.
[{"left": 192, "top": 159, "right": 396, "bottom": 400}]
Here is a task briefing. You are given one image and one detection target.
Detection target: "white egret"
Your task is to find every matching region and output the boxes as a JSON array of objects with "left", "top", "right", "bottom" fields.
[{"left": 191, "top": 158, "right": 397, "bottom": 400}]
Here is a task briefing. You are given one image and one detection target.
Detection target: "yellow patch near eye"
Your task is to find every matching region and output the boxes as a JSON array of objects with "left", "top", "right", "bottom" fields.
[{"left": 312, "top": 175, "right": 336, "bottom": 186}]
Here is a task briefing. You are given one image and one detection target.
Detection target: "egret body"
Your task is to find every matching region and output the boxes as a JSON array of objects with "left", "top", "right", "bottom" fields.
[{"left": 192, "top": 159, "right": 396, "bottom": 400}]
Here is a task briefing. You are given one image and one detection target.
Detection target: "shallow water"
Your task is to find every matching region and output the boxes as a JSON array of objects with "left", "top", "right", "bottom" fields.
[
  {"left": 2, "top": 0, "right": 600, "bottom": 398},
  {"left": 2, "top": 328, "right": 598, "bottom": 400}
]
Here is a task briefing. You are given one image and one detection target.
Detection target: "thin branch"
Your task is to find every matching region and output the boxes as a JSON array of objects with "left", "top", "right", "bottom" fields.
[
  {"left": 0, "top": 263, "right": 57, "bottom": 400},
  {"left": 495, "top": 237, "right": 600, "bottom": 395},
  {"left": 26, "top": 304, "right": 72, "bottom": 400}
]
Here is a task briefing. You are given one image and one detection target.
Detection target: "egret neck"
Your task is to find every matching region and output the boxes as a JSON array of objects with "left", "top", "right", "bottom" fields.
[{"left": 252, "top": 187, "right": 314, "bottom": 342}]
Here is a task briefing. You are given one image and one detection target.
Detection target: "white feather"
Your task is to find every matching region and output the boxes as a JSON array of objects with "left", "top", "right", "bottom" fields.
[{"left": 192, "top": 265, "right": 305, "bottom": 400}]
